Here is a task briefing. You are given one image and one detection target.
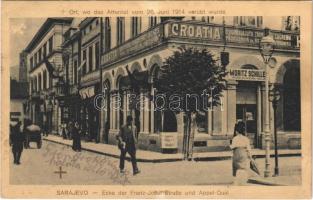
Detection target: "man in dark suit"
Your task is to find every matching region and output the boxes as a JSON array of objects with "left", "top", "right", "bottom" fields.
[
  {"left": 117, "top": 116, "right": 140, "bottom": 175},
  {"left": 10, "top": 120, "right": 25, "bottom": 165}
]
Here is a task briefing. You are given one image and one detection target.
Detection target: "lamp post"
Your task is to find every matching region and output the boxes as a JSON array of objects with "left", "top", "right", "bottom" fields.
[
  {"left": 259, "top": 28, "right": 275, "bottom": 178},
  {"left": 269, "top": 86, "right": 281, "bottom": 176}
]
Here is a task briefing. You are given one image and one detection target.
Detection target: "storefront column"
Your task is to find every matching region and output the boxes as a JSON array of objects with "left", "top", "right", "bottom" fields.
[
  {"left": 139, "top": 90, "right": 144, "bottom": 132},
  {"left": 143, "top": 90, "right": 150, "bottom": 133},
  {"left": 226, "top": 80, "right": 237, "bottom": 135},
  {"left": 150, "top": 87, "right": 155, "bottom": 133},
  {"left": 257, "top": 84, "right": 262, "bottom": 147},
  {"left": 115, "top": 92, "right": 120, "bottom": 130},
  {"left": 110, "top": 92, "right": 115, "bottom": 130},
  {"left": 123, "top": 90, "right": 127, "bottom": 125}
]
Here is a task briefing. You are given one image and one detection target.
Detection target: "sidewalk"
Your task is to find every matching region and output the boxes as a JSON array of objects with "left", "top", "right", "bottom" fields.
[
  {"left": 248, "top": 175, "right": 301, "bottom": 186},
  {"left": 43, "top": 135, "right": 301, "bottom": 162}
]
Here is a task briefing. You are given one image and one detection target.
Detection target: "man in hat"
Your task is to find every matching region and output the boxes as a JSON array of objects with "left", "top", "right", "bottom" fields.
[
  {"left": 10, "top": 120, "right": 25, "bottom": 165},
  {"left": 117, "top": 115, "right": 140, "bottom": 175}
]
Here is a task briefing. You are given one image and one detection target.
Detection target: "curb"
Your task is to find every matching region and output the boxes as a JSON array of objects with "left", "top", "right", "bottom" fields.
[
  {"left": 248, "top": 178, "right": 286, "bottom": 186},
  {"left": 43, "top": 138, "right": 184, "bottom": 163},
  {"left": 43, "top": 138, "right": 301, "bottom": 163}
]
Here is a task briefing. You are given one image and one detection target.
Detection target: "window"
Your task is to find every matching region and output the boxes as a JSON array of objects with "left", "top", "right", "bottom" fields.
[
  {"left": 30, "top": 57, "right": 33, "bottom": 69},
  {"left": 39, "top": 48, "right": 42, "bottom": 62},
  {"left": 117, "top": 17, "right": 125, "bottom": 45},
  {"left": 88, "top": 46, "right": 93, "bottom": 72},
  {"left": 90, "top": 25, "right": 92, "bottom": 31},
  {"left": 48, "top": 36, "right": 53, "bottom": 53},
  {"left": 34, "top": 53, "right": 37, "bottom": 65},
  {"left": 43, "top": 70, "right": 47, "bottom": 89},
  {"left": 74, "top": 60, "right": 78, "bottom": 84},
  {"left": 43, "top": 43, "right": 47, "bottom": 58},
  {"left": 283, "top": 16, "right": 300, "bottom": 31},
  {"left": 38, "top": 74, "right": 42, "bottom": 91},
  {"left": 104, "top": 17, "right": 111, "bottom": 51},
  {"left": 131, "top": 17, "right": 141, "bottom": 37},
  {"left": 201, "top": 16, "right": 214, "bottom": 23},
  {"left": 95, "top": 42, "right": 100, "bottom": 69},
  {"left": 149, "top": 17, "right": 158, "bottom": 28},
  {"left": 96, "top": 19, "right": 99, "bottom": 26},
  {"left": 234, "top": 16, "right": 262, "bottom": 28},
  {"left": 82, "top": 49, "right": 86, "bottom": 74}
]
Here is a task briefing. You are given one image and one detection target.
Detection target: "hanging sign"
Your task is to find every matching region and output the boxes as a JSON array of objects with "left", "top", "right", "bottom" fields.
[{"left": 228, "top": 69, "right": 266, "bottom": 81}]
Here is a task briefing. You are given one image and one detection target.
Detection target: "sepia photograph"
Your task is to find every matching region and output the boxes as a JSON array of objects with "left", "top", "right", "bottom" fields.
[{"left": 2, "top": 1, "right": 312, "bottom": 198}]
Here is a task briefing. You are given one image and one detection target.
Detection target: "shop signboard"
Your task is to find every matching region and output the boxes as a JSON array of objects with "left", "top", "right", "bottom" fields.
[
  {"left": 228, "top": 69, "right": 266, "bottom": 81},
  {"left": 161, "top": 132, "right": 178, "bottom": 149}
]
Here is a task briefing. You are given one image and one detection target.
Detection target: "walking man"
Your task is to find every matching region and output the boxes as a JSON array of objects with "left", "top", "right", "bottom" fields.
[
  {"left": 117, "top": 116, "right": 140, "bottom": 175},
  {"left": 10, "top": 120, "right": 25, "bottom": 165}
]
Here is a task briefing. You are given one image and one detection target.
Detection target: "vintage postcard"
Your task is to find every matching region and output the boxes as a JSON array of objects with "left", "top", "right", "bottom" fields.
[{"left": 1, "top": 1, "right": 312, "bottom": 199}]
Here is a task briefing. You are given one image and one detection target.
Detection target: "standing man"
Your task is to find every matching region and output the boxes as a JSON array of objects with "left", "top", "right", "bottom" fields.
[
  {"left": 117, "top": 116, "right": 140, "bottom": 175},
  {"left": 10, "top": 120, "right": 25, "bottom": 165}
]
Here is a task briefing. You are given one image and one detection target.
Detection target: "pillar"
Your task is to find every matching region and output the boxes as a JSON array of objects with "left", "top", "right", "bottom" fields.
[
  {"left": 226, "top": 80, "right": 237, "bottom": 135},
  {"left": 143, "top": 90, "right": 150, "bottom": 133},
  {"left": 150, "top": 87, "right": 155, "bottom": 133}
]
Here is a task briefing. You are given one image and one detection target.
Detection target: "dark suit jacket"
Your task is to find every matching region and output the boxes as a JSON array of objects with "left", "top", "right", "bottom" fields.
[{"left": 117, "top": 125, "right": 137, "bottom": 148}]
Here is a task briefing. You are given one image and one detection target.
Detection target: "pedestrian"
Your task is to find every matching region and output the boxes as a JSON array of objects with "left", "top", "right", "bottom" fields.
[
  {"left": 10, "top": 120, "right": 25, "bottom": 165},
  {"left": 68, "top": 121, "right": 73, "bottom": 140},
  {"left": 116, "top": 115, "right": 140, "bottom": 175},
  {"left": 72, "top": 122, "right": 81, "bottom": 152},
  {"left": 62, "top": 123, "right": 67, "bottom": 139},
  {"left": 230, "top": 121, "right": 251, "bottom": 185}
]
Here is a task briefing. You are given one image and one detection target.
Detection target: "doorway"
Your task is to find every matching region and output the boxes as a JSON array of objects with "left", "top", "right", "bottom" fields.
[{"left": 236, "top": 104, "right": 257, "bottom": 147}]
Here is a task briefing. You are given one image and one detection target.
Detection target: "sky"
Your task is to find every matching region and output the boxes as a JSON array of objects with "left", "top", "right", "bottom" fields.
[{"left": 10, "top": 18, "right": 46, "bottom": 67}]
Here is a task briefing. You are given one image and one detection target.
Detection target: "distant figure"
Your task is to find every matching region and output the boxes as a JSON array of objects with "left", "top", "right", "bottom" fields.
[
  {"left": 117, "top": 116, "right": 140, "bottom": 175},
  {"left": 10, "top": 121, "right": 25, "bottom": 165},
  {"left": 72, "top": 122, "right": 81, "bottom": 152},
  {"left": 68, "top": 121, "right": 74, "bottom": 140},
  {"left": 230, "top": 121, "right": 251, "bottom": 185}
]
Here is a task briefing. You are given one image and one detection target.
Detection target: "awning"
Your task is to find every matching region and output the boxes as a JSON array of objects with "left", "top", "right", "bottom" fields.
[{"left": 79, "top": 86, "right": 95, "bottom": 99}]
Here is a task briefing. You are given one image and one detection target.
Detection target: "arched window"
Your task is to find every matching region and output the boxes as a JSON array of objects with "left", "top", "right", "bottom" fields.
[{"left": 283, "top": 65, "right": 300, "bottom": 131}]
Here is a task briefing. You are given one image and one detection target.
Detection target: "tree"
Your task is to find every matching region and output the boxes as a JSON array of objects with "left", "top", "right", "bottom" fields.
[{"left": 155, "top": 46, "right": 227, "bottom": 160}]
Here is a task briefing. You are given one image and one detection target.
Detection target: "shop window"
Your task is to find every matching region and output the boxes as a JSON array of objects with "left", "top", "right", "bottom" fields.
[
  {"left": 117, "top": 17, "right": 125, "bottom": 45},
  {"left": 196, "top": 112, "right": 208, "bottom": 133},
  {"left": 163, "top": 110, "right": 177, "bottom": 132}
]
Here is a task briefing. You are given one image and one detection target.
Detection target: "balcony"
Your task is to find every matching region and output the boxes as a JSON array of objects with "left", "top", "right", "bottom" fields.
[
  {"left": 101, "top": 20, "right": 300, "bottom": 66},
  {"left": 80, "top": 69, "right": 100, "bottom": 87}
]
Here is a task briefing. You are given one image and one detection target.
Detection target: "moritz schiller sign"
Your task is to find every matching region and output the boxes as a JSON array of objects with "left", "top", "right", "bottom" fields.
[{"left": 228, "top": 69, "right": 266, "bottom": 81}]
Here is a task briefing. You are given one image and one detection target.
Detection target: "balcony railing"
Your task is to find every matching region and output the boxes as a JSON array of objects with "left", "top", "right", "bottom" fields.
[{"left": 101, "top": 20, "right": 300, "bottom": 66}]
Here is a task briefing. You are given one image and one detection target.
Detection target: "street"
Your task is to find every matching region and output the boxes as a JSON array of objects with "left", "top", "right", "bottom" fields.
[{"left": 10, "top": 140, "right": 301, "bottom": 185}]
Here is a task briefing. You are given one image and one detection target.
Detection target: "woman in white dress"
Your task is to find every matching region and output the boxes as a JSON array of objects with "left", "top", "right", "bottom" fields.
[{"left": 230, "top": 121, "right": 251, "bottom": 185}]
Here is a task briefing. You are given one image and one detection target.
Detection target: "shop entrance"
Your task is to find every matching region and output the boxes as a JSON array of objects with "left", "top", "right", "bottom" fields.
[{"left": 236, "top": 81, "right": 260, "bottom": 148}]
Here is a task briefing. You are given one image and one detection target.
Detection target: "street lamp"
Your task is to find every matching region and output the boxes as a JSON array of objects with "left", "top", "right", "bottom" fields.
[
  {"left": 269, "top": 86, "right": 281, "bottom": 176},
  {"left": 259, "top": 28, "right": 275, "bottom": 178}
]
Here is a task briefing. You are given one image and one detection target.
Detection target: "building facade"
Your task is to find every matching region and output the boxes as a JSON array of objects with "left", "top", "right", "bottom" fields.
[
  {"left": 25, "top": 18, "right": 73, "bottom": 134},
  {"left": 25, "top": 16, "right": 300, "bottom": 153},
  {"left": 99, "top": 16, "right": 300, "bottom": 153}
]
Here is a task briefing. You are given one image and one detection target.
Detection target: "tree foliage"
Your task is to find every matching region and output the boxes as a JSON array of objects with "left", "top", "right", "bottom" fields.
[{"left": 155, "top": 46, "right": 227, "bottom": 113}]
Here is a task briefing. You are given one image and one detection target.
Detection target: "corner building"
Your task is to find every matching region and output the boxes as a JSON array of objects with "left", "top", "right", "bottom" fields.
[{"left": 99, "top": 16, "right": 300, "bottom": 153}]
